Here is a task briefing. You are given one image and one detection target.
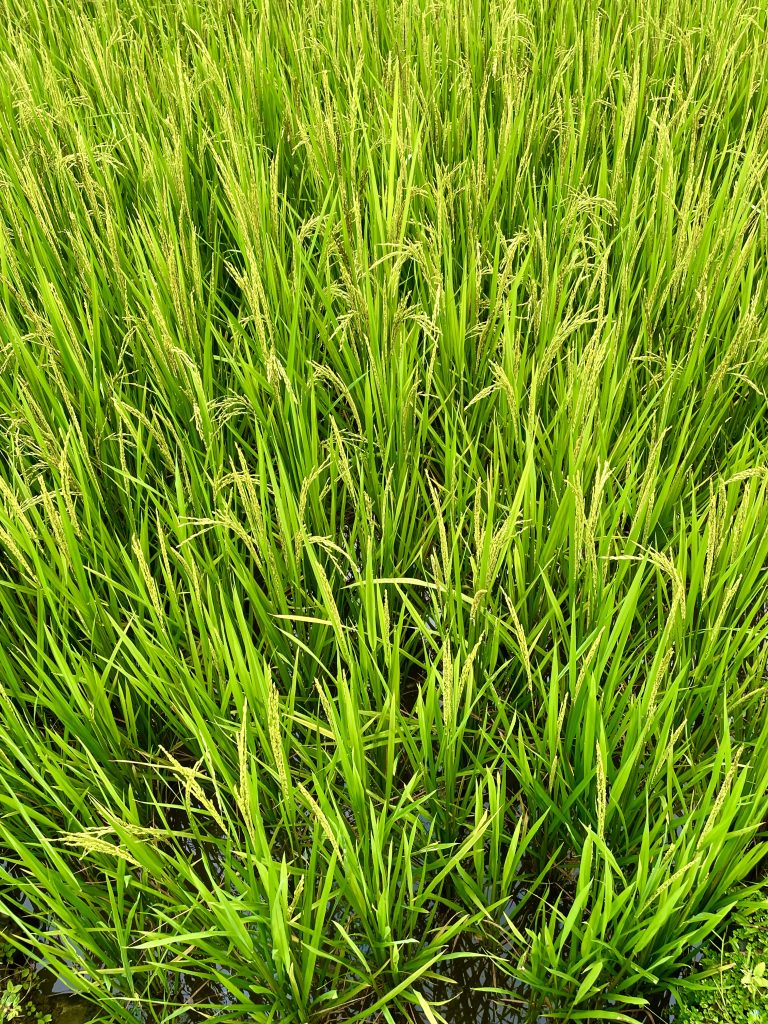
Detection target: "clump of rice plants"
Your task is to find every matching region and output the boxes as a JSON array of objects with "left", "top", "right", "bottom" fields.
[{"left": 0, "top": 0, "right": 767, "bottom": 1021}]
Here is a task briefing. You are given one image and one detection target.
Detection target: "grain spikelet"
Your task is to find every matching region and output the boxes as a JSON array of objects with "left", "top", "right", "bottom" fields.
[
  {"left": 504, "top": 593, "right": 532, "bottom": 691},
  {"left": 298, "top": 784, "right": 342, "bottom": 860},
  {"left": 267, "top": 669, "right": 290, "bottom": 802}
]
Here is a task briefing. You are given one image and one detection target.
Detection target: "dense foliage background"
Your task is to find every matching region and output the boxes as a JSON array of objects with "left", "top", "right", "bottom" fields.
[{"left": 1, "top": 0, "right": 768, "bottom": 1020}]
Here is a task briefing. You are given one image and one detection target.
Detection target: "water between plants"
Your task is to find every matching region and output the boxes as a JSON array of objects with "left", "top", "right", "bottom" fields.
[
  {"left": 11, "top": 954, "right": 677, "bottom": 1024},
  {"left": 17, "top": 969, "right": 95, "bottom": 1023},
  {"left": 5, "top": 841, "right": 676, "bottom": 1023}
]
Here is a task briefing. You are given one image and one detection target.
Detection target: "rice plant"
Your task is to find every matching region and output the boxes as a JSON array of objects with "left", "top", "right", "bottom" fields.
[{"left": 0, "top": 0, "right": 767, "bottom": 1021}]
